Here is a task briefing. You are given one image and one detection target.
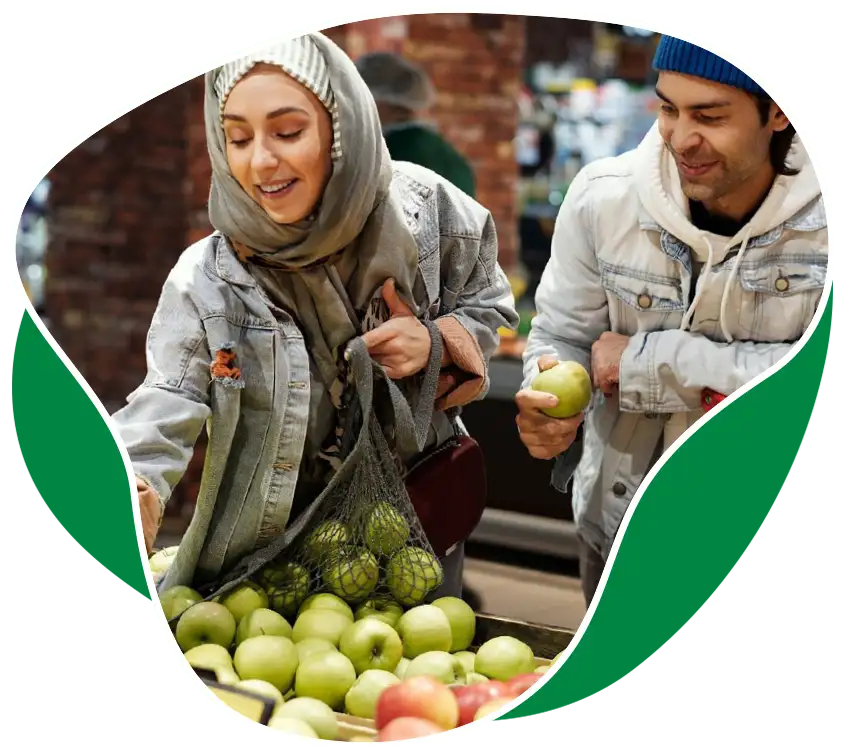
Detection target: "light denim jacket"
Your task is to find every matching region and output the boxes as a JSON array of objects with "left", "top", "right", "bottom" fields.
[
  {"left": 113, "top": 162, "right": 518, "bottom": 592},
  {"left": 523, "top": 125, "right": 828, "bottom": 558}
]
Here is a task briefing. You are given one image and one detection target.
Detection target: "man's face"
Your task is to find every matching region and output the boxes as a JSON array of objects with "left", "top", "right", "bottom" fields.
[{"left": 656, "top": 72, "right": 790, "bottom": 205}]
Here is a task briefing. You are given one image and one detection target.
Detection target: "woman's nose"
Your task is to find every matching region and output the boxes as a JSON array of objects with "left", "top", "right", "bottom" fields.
[{"left": 251, "top": 137, "right": 279, "bottom": 173}]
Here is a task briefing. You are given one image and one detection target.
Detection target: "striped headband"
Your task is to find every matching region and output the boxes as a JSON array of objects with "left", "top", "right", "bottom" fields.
[{"left": 213, "top": 36, "right": 342, "bottom": 160}]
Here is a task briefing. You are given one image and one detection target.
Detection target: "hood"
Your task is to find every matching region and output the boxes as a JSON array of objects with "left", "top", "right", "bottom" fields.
[{"left": 632, "top": 121, "right": 822, "bottom": 342}]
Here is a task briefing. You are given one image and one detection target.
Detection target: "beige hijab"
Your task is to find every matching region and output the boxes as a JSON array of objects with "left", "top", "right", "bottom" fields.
[{"left": 204, "top": 32, "right": 420, "bottom": 385}]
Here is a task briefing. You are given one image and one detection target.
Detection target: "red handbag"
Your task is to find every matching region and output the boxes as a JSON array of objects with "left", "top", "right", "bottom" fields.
[{"left": 403, "top": 434, "right": 488, "bottom": 558}]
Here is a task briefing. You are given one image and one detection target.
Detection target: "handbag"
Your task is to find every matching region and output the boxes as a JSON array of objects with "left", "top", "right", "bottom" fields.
[{"left": 403, "top": 426, "right": 488, "bottom": 559}]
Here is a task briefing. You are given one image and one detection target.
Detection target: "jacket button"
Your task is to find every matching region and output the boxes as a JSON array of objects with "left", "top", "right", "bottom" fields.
[
  {"left": 644, "top": 411, "right": 657, "bottom": 420},
  {"left": 637, "top": 293, "right": 653, "bottom": 309},
  {"left": 612, "top": 482, "right": 627, "bottom": 497},
  {"left": 775, "top": 276, "right": 790, "bottom": 292}
]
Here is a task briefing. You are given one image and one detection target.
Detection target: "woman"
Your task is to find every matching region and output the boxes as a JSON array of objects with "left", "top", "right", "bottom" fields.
[{"left": 114, "top": 33, "right": 517, "bottom": 600}]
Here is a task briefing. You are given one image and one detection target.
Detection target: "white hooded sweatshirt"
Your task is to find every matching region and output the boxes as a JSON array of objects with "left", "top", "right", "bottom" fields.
[{"left": 523, "top": 121, "right": 827, "bottom": 556}]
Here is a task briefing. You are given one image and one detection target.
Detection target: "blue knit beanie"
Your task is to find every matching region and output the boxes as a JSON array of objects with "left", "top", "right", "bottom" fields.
[{"left": 653, "top": 36, "right": 766, "bottom": 97}]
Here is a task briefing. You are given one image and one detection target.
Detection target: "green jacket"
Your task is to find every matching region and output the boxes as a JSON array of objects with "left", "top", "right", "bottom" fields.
[{"left": 384, "top": 122, "right": 476, "bottom": 199}]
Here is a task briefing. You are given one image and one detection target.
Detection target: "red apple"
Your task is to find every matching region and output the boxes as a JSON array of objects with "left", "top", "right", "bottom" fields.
[
  {"left": 474, "top": 696, "right": 517, "bottom": 721},
  {"left": 452, "top": 680, "right": 511, "bottom": 727},
  {"left": 375, "top": 676, "right": 459, "bottom": 731},
  {"left": 377, "top": 717, "right": 445, "bottom": 741},
  {"left": 507, "top": 672, "right": 543, "bottom": 698}
]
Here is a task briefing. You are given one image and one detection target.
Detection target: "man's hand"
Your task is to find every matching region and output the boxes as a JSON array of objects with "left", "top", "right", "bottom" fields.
[
  {"left": 591, "top": 332, "right": 630, "bottom": 396},
  {"left": 362, "top": 278, "right": 432, "bottom": 379},
  {"left": 515, "top": 355, "right": 584, "bottom": 460}
]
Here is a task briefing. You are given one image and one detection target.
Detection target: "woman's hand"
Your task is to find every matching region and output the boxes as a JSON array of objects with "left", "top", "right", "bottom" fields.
[{"left": 362, "top": 278, "right": 433, "bottom": 379}]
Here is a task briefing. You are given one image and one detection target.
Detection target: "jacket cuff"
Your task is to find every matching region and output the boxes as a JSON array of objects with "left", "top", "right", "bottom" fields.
[{"left": 433, "top": 315, "right": 487, "bottom": 410}]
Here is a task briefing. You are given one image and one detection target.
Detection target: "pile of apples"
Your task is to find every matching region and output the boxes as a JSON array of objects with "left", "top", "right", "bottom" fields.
[{"left": 162, "top": 579, "right": 558, "bottom": 740}]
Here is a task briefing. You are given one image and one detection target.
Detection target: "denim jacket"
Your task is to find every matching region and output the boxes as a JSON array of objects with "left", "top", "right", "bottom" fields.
[
  {"left": 523, "top": 124, "right": 828, "bottom": 559},
  {"left": 113, "top": 162, "right": 518, "bottom": 592}
]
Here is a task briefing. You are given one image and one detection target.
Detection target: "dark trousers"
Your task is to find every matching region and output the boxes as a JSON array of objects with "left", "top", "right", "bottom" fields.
[{"left": 579, "top": 538, "right": 607, "bottom": 609}]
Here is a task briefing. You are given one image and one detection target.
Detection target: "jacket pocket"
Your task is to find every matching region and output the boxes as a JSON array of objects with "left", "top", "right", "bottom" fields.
[
  {"left": 737, "top": 256, "right": 827, "bottom": 342},
  {"left": 600, "top": 263, "right": 685, "bottom": 335}
]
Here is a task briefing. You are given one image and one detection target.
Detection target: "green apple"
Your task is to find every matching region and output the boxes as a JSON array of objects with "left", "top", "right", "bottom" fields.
[
  {"left": 158, "top": 585, "right": 203, "bottom": 622},
  {"left": 267, "top": 717, "right": 318, "bottom": 738},
  {"left": 261, "top": 562, "right": 311, "bottom": 619},
  {"left": 344, "top": 669, "right": 400, "bottom": 719},
  {"left": 295, "top": 638, "right": 337, "bottom": 663},
  {"left": 149, "top": 546, "right": 179, "bottom": 575},
  {"left": 474, "top": 636, "right": 535, "bottom": 682},
  {"left": 395, "top": 604, "right": 452, "bottom": 659},
  {"left": 233, "top": 635, "right": 299, "bottom": 693},
  {"left": 272, "top": 697, "right": 339, "bottom": 740},
  {"left": 294, "top": 651, "right": 357, "bottom": 711},
  {"left": 215, "top": 667, "right": 240, "bottom": 685},
  {"left": 432, "top": 597, "right": 476, "bottom": 652},
  {"left": 339, "top": 618, "right": 403, "bottom": 675},
  {"left": 235, "top": 608, "right": 292, "bottom": 646},
  {"left": 385, "top": 547, "right": 443, "bottom": 606},
  {"left": 321, "top": 549, "right": 379, "bottom": 602},
  {"left": 183, "top": 644, "right": 233, "bottom": 674},
  {"left": 354, "top": 597, "right": 404, "bottom": 628},
  {"left": 292, "top": 609, "right": 353, "bottom": 647},
  {"left": 300, "top": 520, "right": 349, "bottom": 564},
  {"left": 176, "top": 602, "right": 237, "bottom": 652},
  {"left": 394, "top": 657, "right": 411, "bottom": 680},
  {"left": 530, "top": 361, "right": 592, "bottom": 419},
  {"left": 235, "top": 678, "right": 284, "bottom": 705},
  {"left": 363, "top": 502, "right": 410, "bottom": 557},
  {"left": 404, "top": 650, "right": 467, "bottom": 685},
  {"left": 466, "top": 672, "right": 488, "bottom": 684},
  {"left": 220, "top": 582, "right": 269, "bottom": 623},
  {"left": 298, "top": 593, "right": 354, "bottom": 622},
  {"left": 453, "top": 650, "right": 476, "bottom": 675}
]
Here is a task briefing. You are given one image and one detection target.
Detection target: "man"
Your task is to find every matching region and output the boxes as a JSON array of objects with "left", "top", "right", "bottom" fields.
[
  {"left": 356, "top": 51, "right": 476, "bottom": 198},
  {"left": 516, "top": 36, "right": 827, "bottom": 607}
]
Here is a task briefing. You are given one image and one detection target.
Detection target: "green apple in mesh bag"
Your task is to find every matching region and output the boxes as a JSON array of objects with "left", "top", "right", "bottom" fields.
[
  {"left": 158, "top": 585, "right": 202, "bottom": 622},
  {"left": 176, "top": 602, "right": 237, "bottom": 652},
  {"left": 395, "top": 605, "right": 452, "bottom": 659},
  {"left": 301, "top": 520, "right": 350, "bottom": 564},
  {"left": 344, "top": 669, "right": 401, "bottom": 719},
  {"left": 431, "top": 597, "right": 476, "bottom": 652},
  {"left": 404, "top": 650, "right": 467, "bottom": 686},
  {"left": 260, "top": 562, "right": 310, "bottom": 619},
  {"left": 339, "top": 618, "right": 403, "bottom": 674},
  {"left": 321, "top": 549, "right": 379, "bottom": 603},
  {"left": 233, "top": 635, "right": 299, "bottom": 693},
  {"left": 291, "top": 609, "right": 353, "bottom": 647},
  {"left": 294, "top": 651, "right": 357, "bottom": 711},
  {"left": 220, "top": 581, "right": 269, "bottom": 623},
  {"left": 363, "top": 501, "right": 410, "bottom": 557},
  {"left": 386, "top": 546, "right": 443, "bottom": 606},
  {"left": 235, "top": 608, "right": 293, "bottom": 646},
  {"left": 272, "top": 696, "right": 339, "bottom": 740},
  {"left": 297, "top": 593, "right": 354, "bottom": 622}
]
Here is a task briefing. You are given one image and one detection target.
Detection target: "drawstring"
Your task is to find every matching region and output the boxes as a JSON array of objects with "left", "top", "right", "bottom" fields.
[
  {"left": 680, "top": 237, "right": 714, "bottom": 331},
  {"left": 718, "top": 228, "right": 753, "bottom": 344}
]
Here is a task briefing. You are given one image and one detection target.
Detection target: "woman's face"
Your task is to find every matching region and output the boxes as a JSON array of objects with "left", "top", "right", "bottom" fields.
[{"left": 222, "top": 64, "right": 333, "bottom": 224}]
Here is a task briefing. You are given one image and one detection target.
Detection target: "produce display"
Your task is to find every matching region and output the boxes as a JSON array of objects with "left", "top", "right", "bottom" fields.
[{"left": 158, "top": 572, "right": 569, "bottom": 742}]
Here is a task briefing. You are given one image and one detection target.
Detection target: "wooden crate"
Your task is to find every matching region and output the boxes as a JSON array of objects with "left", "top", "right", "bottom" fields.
[{"left": 471, "top": 612, "right": 576, "bottom": 662}]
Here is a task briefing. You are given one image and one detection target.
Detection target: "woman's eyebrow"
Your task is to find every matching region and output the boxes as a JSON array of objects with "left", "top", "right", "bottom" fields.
[{"left": 223, "top": 106, "right": 310, "bottom": 123}]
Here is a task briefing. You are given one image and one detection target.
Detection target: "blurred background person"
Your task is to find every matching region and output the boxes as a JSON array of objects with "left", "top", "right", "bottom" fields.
[{"left": 356, "top": 51, "right": 477, "bottom": 198}]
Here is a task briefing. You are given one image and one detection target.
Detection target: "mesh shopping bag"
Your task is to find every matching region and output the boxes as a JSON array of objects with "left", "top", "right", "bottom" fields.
[{"left": 201, "top": 322, "right": 446, "bottom": 616}]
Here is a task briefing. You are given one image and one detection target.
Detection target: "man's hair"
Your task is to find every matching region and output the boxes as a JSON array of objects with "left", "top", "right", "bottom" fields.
[{"left": 754, "top": 95, "right": 799, "bottom": 176}]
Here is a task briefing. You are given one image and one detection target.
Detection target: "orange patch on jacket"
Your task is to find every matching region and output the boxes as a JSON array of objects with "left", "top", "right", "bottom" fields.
[{"left": 211, "top": 348, "right": 241, "bottom": 380}]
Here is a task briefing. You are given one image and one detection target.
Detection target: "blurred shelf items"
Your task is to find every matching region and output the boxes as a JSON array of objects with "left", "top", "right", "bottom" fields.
[{"left": 17, "top": 179, "right": 50, "bottom": 317}]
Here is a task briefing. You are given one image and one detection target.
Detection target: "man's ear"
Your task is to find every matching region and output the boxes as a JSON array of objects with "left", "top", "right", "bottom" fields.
[{"left": 769, "top": 101, "right": 791, "bottom": 133}]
